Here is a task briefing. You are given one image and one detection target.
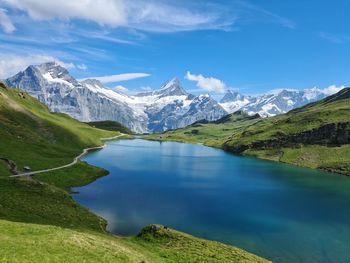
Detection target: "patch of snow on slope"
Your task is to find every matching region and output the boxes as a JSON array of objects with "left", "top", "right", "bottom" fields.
[
  {"left": 43, "top": 72, "right": 75, "bottom": 89},
  {"left": 220, "top": 98, "right": 250, "bottom": 113}
]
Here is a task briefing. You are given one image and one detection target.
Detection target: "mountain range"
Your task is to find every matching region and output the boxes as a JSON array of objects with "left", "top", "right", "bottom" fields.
[
  {"left": 219, "top": 88, "right": 338, "bottom": 117},
  {"left": 5, "top": 62, "right": 339, "bottom": 132}
]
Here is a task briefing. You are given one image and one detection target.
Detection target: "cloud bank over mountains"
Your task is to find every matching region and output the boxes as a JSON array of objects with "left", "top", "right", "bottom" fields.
[{"left": 0, "top": 54, "right": 85, "bottom": 79}]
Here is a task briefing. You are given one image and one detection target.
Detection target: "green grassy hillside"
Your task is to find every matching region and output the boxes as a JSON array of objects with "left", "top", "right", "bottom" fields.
[
  {"left": 226, "top": 88, "right": 350, "bottom": 147},
  {"left": 86, "top": 120, "right": 133, "bottom": 135},
  {"left": 224, "top": 88, "right": 350, "bottom": 175},
  {"left": 0, "top": 220, "right": 269, "bottom": 263},
  {"left": 147, "top": 111, "right": 261, "bottom": 147},
  {"left": 0, "top": 83, "right": 267, "bottom": 262},
  {"left": 0, "top": 83, "right": 117, "bottom": 231},
  {"left": 0, "top": 83, "right": 117, "bottom": 172},
  {"left": 147, "top": 88, "right": 350, "bottom": 175}
]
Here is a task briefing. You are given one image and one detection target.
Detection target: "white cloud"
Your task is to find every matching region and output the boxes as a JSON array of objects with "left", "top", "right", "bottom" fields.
[
  {"left": 1, "top": 0, "right": 233, "bottom": 33},
  {"left": 0, "top": 8, "right": 15, "bottom": 33},
  {"left": 319, "top": 32, "right": 350, "bottom": 44},
  {"left": 126, "top": 1, "right": 234, "bottom": 33},
  {"left": 0, "top": 54, "right": 76, "bottom": 78},
  {"left": 76, "top": 64, "right": 87, "bottom": 70},
  {"left": 3, "top": 0, "right": 127, "bottom": 26},
  {"left": 114, "top": 85, "right": 128, "bottom": 93},
  {"left": 185, "top": 71, "right": 226, "bottom": 94},
  {"left": 234, "top": 1, "right": 296, "bottom": 29},
  {"left": 322, "top": 85, "right": 344, "bottom": 95},
  {"left": 80, "top": 73, "right": 150, "bottom": 84},
  {"left": 140, "top": 86, "right": 152, "bottom": 91}
]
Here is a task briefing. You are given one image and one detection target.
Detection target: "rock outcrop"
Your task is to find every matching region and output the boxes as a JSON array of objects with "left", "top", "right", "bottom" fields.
[{"left": 225, "top": 122, "right": 350, "bottom": 154}]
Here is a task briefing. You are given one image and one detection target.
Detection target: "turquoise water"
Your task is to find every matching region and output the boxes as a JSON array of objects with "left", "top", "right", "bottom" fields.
[{"left": 74, "top": 139, "right": 350, "bottom": 262}]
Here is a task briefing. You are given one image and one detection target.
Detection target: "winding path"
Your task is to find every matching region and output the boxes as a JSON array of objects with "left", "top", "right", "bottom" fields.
[{"left": 10, "top": 134, "right": 125, "bottom": 178}]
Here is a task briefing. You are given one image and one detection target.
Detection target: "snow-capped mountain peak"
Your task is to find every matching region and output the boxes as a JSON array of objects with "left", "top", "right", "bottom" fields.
[
  {"left": 81, "top": 78, "right": 104, "bottom": 87},
  {"left": 37, "top": 62, "right": 78, "bottom": 84},
  {"left": 36, "top": 61, "right": 64, "bottom": 74},
  {"left": 219, "top": 89, "right": 251, "bottom": 113},
  {"left": 220, "top": 90, "right": 244, "bottom": 103},
  {"left": 136, "top": 77, "right": 188, "bottom": 98},
  {"left": 5, "top": 63, "right": 227, "bottom": 133},
  {"left": 157, "top": 77, "right": 188, "bottom": 97},
  {"left": 219, "top": 86, "right": 341, "bottom": 117},
  {"left": 160, "top": 77, "right": 180, "bottom": 90}
]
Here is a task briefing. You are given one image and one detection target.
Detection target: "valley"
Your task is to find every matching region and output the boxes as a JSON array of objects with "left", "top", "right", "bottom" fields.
[
  {"left": 1, "top": 1, "right": 348, "bottom": 262},
  {"left": 0, "top": 83, "right": 268, "bottom": 262},
  {"left": 1, "top": 76, "right": 349, "bottom": 262}
]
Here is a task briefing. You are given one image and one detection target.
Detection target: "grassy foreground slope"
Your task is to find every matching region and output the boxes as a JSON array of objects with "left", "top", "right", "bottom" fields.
[
  {"left": 147, "top": 88, "right": 350, "bottom": 175},
  {"left": 0, "top": 221, "right": 269, "bottom": 263},
  {"left": 0, "top": 83, "right": 268, "bottom": 262}
]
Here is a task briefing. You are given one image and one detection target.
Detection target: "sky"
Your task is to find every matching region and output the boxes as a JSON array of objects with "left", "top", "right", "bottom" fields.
[{"left": 0, "top": 0, "right": 349, "bottom": 96}]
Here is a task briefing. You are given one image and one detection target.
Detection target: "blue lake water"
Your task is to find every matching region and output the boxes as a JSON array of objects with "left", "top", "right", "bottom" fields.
[{"left": 74, "top": 139, "right": 350, "bottom": 262}]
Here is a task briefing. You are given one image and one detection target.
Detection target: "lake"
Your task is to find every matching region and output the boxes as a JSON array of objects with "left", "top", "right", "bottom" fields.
[{"left": 74, "top": 139, "right": 350, "bottom": 262}]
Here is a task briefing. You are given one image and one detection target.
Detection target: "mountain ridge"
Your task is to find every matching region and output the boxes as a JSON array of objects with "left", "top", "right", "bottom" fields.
[
  {"left": 5, "top": 62, "right": 342, "bottom": 133},
  {"left": 5, "top": 63, "right": 227, "bottom": 133},
  {"left": 219, "top": 87, "right": 341, "bottom": 117}
]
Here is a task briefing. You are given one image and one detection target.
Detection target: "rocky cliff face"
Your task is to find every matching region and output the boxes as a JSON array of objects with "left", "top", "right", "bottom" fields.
[
  {"left": 5, "top": 62, "right": 146, "bottom": 132},
  {"left": 5, "top": 63, "right": 227, "bottom": 133},
  {"left": 147, "top": 94, "right": 227, "bottom": 132}
]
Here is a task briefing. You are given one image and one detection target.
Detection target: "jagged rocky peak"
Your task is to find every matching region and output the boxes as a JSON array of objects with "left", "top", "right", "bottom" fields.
[
  {"left": 4, "top": 61, "right": 73, "bottom": 92},
  {"left": 220, "top": 89, "right": 244, "bottom": 103},
  {"left": 35, "top": 61, "right": 78, "bottom": 85},
  {"left": 81, "top": 78, "right": 104, "bottom": 88},
  {"left": 160, "top": 77, "right": 180, "bottom": 89},
  {"left": 80, "top": 79, "right": 111, "bottom": 94},
  {"left": 135, "top": 77, "right": 188, "bottom": 97},
  {"left": 35, "top": 61, "right": 67, "bottom": 75},
  {"left": 157, "top": 77, "right": 188, "bottom": 97},
  {"left": 277, "top": 89, "right": 299, "bottom": 97},
  {"left": 189, "top": 94, "right": 224, "bottom": 112}
]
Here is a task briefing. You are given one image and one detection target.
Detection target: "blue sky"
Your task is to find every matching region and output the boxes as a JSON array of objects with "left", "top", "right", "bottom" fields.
[{"left": 0, "top": 0, "right": 349, "bottom": 96}]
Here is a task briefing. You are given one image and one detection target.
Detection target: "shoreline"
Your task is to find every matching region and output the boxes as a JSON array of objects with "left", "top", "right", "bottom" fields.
[
  {"left": 144, "top": 136, "right": 350, "bottom": 177},
  {"left": 11, "top": 134, "right": 126, "bottom": 178},
  {"left": 70, "top": 137, "right": 271, "bottom": 262}
]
